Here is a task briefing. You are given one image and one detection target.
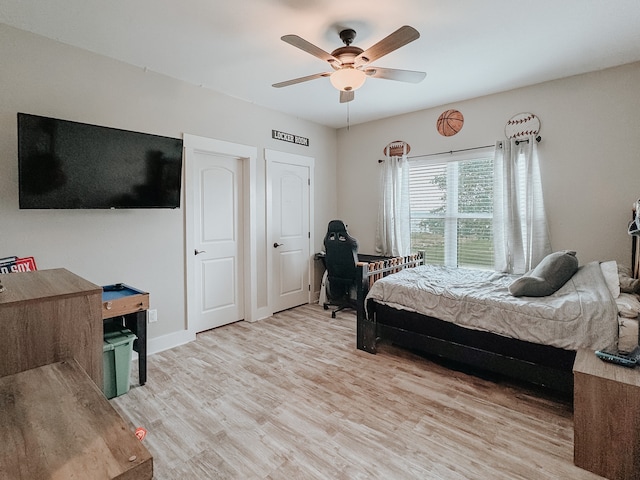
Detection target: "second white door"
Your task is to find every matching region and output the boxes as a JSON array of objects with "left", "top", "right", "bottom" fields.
[{"left": 270, "top": 158, "right": 311, "bottom": 313}]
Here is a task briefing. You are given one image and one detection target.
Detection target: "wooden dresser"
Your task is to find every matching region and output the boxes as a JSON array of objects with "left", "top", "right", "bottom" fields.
[
  {"left": 0, "top": 268, "right": 103, "bottom": 386},
  {"left": 0, "top": 269, "right": 153, "bottom": 479},
  {"left": 0, "top": 360, "right": 153, "bottom": 479}
]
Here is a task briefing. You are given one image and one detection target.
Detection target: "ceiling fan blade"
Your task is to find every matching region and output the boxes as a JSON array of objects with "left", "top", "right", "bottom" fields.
[
  {"left": 364, "top": 67, "right": 426, "bottom": 83},
  {"left": 340, "top": 90, "right": 355, "bottom": 103},
  {"left": 272, "top": 72, "right": 330, "bottom": 88},
  {"left": 281, "top": 34, "right": 341, "bottom": 65},
  {"left": 355, "top": 25, "right": 420, "bottom": 66}
]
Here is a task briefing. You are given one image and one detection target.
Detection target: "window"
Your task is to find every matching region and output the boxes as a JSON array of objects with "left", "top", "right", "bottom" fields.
[{"left": 409, "top": 152, "right": 494, "bottom": 269}]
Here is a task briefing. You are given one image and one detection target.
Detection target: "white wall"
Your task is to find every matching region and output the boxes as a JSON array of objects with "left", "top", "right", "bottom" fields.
[
  {"left": 337, "top": 62, "right": 640, "bottom": 267},
  {"left": 4, "top": 22, "right": 639, "bottom": 352},
  {"left": 0, "top": 24, "right": 338, "bottom": 347}
]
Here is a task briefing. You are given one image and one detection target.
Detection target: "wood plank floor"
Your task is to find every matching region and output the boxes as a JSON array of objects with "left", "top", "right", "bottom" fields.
[{"left": 111, "top": 304, "right": 603, "bottom": 479}]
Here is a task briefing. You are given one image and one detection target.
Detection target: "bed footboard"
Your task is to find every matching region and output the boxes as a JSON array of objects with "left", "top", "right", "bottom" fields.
[{"left": 355, "top": 252, "right": 424, "bottom": 353}]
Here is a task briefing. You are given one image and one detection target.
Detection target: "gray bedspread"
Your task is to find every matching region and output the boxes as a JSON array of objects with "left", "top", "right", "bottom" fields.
[{"left": 366, "top": 261, "right": 618, "bottom": 350}]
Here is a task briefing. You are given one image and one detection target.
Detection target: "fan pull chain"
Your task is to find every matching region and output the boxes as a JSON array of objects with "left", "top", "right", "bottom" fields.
[{"left": 347, "top": 102, "right": 350, "bottom": 131}]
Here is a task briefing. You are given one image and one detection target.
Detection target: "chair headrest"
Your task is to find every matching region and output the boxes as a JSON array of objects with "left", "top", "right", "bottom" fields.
[{"left": 327, "top": 220, "right": 347, "bottom": 234}]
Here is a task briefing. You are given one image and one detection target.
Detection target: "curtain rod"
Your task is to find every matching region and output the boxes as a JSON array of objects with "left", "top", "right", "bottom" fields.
[{"left": 377, "top": 135, "right": 542, "bottom": 163}]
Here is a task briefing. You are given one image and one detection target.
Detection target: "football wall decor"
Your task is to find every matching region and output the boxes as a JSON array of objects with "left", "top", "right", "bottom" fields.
[{"left": 383, "top": 140, "right": 411, "bottom": 156}]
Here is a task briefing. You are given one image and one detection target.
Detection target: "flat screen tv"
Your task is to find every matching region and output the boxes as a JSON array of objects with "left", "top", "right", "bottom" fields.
[{"left": 18, "top": 113, "right": 183, "bottom": 209}]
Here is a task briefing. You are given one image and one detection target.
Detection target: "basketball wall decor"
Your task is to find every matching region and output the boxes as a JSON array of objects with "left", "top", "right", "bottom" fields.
[
  {"left": 436, "top": 109, "right": 464, "bottom": 137},
  {"left": 504, "top": 112, "right": 541, "bottom": 139}
]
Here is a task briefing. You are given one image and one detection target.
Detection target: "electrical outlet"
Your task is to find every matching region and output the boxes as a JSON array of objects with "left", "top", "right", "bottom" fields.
[{"left": 147, "top": 309, "right": 158, "bottom": 323}]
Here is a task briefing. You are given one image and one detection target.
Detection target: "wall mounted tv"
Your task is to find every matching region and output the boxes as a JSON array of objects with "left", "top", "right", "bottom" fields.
[{"left": 18, "top": 113, "right": 183, "bottom": 209}]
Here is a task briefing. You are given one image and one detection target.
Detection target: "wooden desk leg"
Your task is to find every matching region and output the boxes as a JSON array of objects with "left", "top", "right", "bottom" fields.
[{"left": 124, "top": 311, "right": 147, "bottom": 386}]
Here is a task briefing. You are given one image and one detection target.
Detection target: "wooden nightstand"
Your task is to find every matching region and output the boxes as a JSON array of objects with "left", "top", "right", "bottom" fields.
[{"left": 573, "top": 348, "right": 640, "bottom": 479}]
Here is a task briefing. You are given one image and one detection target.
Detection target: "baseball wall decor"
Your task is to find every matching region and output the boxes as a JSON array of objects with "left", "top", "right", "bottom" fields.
[
  {"left": 436, "top": 109, "right": 464, "bottom": 137},
  {"left": 504, "top": 112, "right": 541, "bottom": 139}
]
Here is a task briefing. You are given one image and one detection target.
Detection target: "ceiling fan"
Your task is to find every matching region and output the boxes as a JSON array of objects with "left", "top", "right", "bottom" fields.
[{"left": 272, "top": 25, "right": 426, "bottom": 103}]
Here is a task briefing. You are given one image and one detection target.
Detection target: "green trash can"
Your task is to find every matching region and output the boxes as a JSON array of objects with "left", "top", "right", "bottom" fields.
[{"left": 103, "top": 328, "right": 137, "bottom": 399}]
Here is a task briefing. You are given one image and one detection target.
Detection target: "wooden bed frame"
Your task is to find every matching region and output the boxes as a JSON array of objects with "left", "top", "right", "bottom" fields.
[{"left": 355, "top": 254, "right": 575, "bottom": 395}]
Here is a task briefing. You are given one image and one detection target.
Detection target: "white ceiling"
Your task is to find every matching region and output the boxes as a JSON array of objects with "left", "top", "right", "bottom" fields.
[{"left": 2, "top": 0, "right": 640, "bottom": 129}]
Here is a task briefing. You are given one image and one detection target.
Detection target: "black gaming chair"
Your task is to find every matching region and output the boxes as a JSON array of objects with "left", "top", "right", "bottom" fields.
[{"left": 323, "top": 220, "right": 359, "bottom": 318}]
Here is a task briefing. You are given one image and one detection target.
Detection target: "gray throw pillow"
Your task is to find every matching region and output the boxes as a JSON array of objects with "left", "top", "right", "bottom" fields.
[{"left": 508, "top": 250, "right": 579, "bottom": 297}]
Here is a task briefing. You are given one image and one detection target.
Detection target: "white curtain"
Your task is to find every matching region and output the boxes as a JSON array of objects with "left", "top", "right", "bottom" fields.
[
  {"left": 493, "top": 136, "right": 551, "bottom": 274},
  {"left": 375, "top": 150, "right": 410, "bottom": 257}
]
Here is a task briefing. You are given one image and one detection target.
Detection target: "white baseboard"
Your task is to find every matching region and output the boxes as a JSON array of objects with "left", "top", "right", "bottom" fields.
[
  {"left": 144, "top": 298, "right": 320, "bottom": 356},
  {"left": 255, "top": 306, "right": 272, "bottom": 322},
  {"left": 147, "top": 328, "right": 196, "bottom": 356}
]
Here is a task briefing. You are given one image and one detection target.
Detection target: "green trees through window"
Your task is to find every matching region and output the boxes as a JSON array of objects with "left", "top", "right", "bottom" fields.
[{"left": 409, "top": 155, "right": 494, "bottom": 269}]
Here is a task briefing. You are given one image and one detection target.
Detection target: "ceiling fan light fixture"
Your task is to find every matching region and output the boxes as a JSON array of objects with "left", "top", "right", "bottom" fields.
[{"left": 330, "top": 67, "right": 366, "bottom": 92}]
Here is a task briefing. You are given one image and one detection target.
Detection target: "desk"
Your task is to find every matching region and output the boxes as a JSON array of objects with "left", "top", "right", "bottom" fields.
[
  {"left": 357, "top": 254, "right": 394, "bottom": 263},
  {"left": 314, "top": 252, "right": 393, "bottom": 267},
  {"left": 102, "top": 284, "right": 149, "bottom": 386}
]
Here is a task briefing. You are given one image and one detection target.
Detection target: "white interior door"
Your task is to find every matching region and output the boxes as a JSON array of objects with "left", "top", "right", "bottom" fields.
[
  {"left": 185, "top": 134, "right": 257, "bottom": 333},
  {"left": 193, "top": 154, "right": 244, "bottom": 331},
  {"left": 193, "top": 156, "right": 244, "bottom": 332},
  {"left": 267, "top": 150, "right": 313, "bottom": 313}
]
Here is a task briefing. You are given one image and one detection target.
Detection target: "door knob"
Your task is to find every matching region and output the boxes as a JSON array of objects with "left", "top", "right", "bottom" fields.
[
  {"left": 195, "top": 249, "right": 207, "bottom": 255},
  {"left": 273, "top": 243, "right": 283, "bottom": 248}
]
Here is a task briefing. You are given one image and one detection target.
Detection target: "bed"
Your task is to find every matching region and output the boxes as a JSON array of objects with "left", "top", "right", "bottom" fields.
[{"left": 356, "top": 255, "right": 638, "bottom": 395}]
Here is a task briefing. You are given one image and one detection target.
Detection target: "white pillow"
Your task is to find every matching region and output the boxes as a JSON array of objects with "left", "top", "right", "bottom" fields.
[
  {"left": 618, "top": 317, "right": 639, "bottom": 354},
  {"left": 615, "top": 292, "right": 640, "bottom": 318},
  {"left": 600, "top": 260, "right": 620, "bottom": 299}
]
